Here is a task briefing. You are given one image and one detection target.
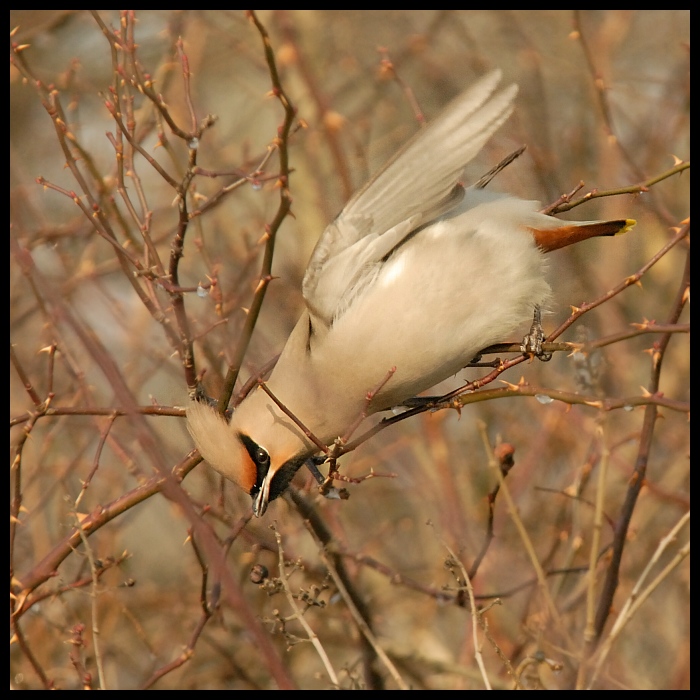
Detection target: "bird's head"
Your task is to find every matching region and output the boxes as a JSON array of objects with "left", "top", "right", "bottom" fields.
[{"left": 186, "top": 393, "right": 314, "bottom": 516}]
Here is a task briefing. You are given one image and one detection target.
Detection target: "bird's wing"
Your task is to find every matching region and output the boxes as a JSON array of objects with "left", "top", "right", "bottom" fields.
[{"left": 302, "top": 70, "right": 518, "bottom": 327}]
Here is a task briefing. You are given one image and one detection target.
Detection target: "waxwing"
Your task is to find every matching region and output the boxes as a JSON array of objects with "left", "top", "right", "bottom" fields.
[{"left": 187, "top": 70, "right": 634, "bottom": 516}]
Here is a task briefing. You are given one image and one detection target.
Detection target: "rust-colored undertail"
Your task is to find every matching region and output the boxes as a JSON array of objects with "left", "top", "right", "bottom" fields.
[{"left": 529, "top": 219, "right": 636, "bottom": 253}]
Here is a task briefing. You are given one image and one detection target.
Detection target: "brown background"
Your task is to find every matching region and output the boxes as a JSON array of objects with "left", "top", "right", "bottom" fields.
[{"left": 10, "top": 10, "right": 689, "bottom": 690}]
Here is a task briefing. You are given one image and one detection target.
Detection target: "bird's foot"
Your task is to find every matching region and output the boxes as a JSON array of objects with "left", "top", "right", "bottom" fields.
[{"left": 521, "top": 305, "right": 552, "bottom": 362}]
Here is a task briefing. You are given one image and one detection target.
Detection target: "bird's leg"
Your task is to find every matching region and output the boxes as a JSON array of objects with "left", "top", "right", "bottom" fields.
[
  {"left": 191, "top": 385, "right": 235, "bottom": 419},
  {"left": 305, "top": 456, "right": 327, "bottom": 485},
  {"left": 401, "top": 307, "right": 553, "bottom": 409},
  {"left": 521, "top": 305, "right": 552, "bottom": 361},
  {"left": 400, "top": 396, "right": 442, "bottom": 409},
  {"left": 463, "top": 355, "right": 503, "bottom": 368},
  {"left": 308, "top": 455, "right": 349, "bottom": 501}
]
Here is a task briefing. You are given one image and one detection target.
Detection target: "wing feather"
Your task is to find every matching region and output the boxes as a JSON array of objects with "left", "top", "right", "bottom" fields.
[{"left": 302, "top": 70, "right": 517, "bottom": 328}]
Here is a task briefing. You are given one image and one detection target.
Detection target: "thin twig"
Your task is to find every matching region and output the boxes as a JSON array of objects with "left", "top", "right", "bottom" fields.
[
  {"left": 439, "top": 538, "right": 493, "bottom": 689},
  {"left": 217, "top": 10, "right": 297, "bottom": 412},
  {"left": 477, "top": 421, "right": 569, "bottom": 644},
  {"left": 304, "top": 522, "right": 410, "bottom": 690},
  {"left": 593, "top": 244, "right": 690, "bottom": 640},
  {"left": 272, "top": 526, "right": 340, "bottom": 688},
  {"left": 74, "top": 513, "right": 107, "bottom": 689},
  {"left": 587, "top": 511, "right": 690, "bottom": 688}
]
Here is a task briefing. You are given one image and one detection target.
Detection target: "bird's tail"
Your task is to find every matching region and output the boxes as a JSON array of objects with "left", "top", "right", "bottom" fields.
[{"left": 529, "top": 219, "right": 636, "bottom": 252}]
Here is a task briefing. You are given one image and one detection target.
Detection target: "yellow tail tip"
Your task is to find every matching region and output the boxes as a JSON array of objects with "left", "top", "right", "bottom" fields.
[{"left": 618, "top": 219, "right": 636, "bottom": 235}]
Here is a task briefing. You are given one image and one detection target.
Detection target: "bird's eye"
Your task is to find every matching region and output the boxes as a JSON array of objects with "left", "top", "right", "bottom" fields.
[
  {"left": 238, "top": 434, "right": 271, "bottom": 494},
  {"left": 255, "top": 447, "right": 270, "bottom": 467}
]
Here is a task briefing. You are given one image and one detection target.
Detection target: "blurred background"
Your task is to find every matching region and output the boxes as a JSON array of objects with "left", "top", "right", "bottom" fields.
[{"left": 10, "top": 10, "right": 689, "bottom": 690}]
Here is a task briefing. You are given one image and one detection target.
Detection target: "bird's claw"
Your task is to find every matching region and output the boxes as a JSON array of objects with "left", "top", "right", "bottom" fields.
[{"left": 521, "top": 305, "right": 552, "bottom": 362}]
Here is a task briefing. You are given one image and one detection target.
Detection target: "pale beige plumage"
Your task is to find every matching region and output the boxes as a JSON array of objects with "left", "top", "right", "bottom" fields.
[{"left": 187, "top": 70, "right": 634, "bottom": 516}]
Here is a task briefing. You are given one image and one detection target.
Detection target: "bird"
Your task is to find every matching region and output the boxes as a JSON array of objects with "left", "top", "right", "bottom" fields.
[{"left": 187, "top": 70, "right": 634, "bottom": 517}]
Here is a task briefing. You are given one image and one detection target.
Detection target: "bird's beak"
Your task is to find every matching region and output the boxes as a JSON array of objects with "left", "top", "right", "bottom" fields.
[{"left": 253, "top": 474, "right": 272, "bottom": 517}]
